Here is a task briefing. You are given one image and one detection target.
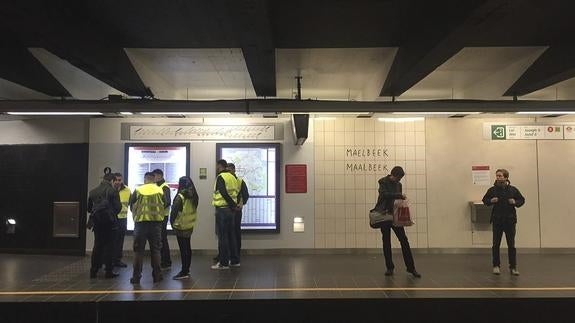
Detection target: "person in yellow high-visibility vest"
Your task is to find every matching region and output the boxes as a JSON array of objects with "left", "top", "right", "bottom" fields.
[
  {"left": 227, "top": 163, "right": 249, "bottom": 265},
  {"left": 129, "top": 172, "right": 166, "bottom": 284},
  {"left": 211, "top": 159, "right": 239, "bottom": 269},
  {"left": 113, "top": 173, "right": 130, "bottom": 268},
  {"left": 169, "top": 176, "right": 199, "bottom": 280},
  {"left": 152, "top": 169, "right": 172, "bottom": 270}
]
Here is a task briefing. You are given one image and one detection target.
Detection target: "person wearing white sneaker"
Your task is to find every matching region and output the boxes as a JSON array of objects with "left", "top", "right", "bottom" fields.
[
  {"left": 492, "top": 266, "right": 500, "bottom": 275},
  {"left": 211, "top": 159, "right": 239, "bottom": 270},
  {"left": 170, "top": 176, "right": 199, "bottom": 280},
  {"left": 483, "top": 169, "right": 525, "bottom": 277}
]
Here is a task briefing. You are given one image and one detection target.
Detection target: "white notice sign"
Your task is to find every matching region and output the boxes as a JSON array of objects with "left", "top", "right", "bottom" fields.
[
  {"left": 472, "top": 165, "right": 491, "bottom": 186},
  {"left": 129, "top": 125, "right": 275, "bottom": 141},
  {"left": 565, "top": 125, "right": 575, "bottom": 139}
]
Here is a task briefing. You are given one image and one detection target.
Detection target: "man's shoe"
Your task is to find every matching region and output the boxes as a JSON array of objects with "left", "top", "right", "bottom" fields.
[
  {"left": 173, "top": 272, "right": 190, "bottom": 280},
  {"left": 510, "top": 268, "right": 520, "bottom": 276},
  {"left": 230, "top": 262, "right": 241, "bottom": 268},
  {"left": 492, "top": 266, "right": 501, "bottom": 275},
  {"left": 408, "top": 270, "right": 422, "bottom": 278},
  {"left": 160, "top": 264, "right": 171, "bottom": 271},
  {"left": 129, "top": 277, "right": 140, "bottom": 284},
  {"left": 104, "top": 272, "right": 119, "bottom": 279},
  {"left": 114, "top": 261, "right": 128, "bottom": 268},
  {"left": 211, "top": 263, "right": 230, "bottom": 270},
  {"left": 384, "top": 269, "right": 394, "bottom": 276}
]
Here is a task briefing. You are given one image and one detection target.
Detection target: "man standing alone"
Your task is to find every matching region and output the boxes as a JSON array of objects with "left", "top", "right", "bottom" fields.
[{"left": 483, "top": 169, "right": 525, "bottom": 276}]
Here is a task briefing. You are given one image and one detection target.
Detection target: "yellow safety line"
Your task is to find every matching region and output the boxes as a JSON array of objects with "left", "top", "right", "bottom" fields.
[{"left": 1, "top": 287, "right": 575, "bottom": 296}]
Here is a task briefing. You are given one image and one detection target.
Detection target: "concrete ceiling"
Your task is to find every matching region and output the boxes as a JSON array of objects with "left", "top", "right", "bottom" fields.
[{"left": 1, "top": 0, "right": 575, "bottom": 108}]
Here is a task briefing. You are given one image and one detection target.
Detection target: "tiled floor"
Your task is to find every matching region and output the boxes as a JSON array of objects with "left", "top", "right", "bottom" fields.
[{"left": 2, "top": 253, "right": 575, "bottom": 302}]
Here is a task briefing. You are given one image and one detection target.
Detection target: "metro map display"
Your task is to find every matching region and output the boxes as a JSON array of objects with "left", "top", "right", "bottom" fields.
[
  {"left": 124, "top": 143, "right": 190, "bottom": 231},
  {"left": 217, "top": 143, "right": 281, "bottom": 233}
]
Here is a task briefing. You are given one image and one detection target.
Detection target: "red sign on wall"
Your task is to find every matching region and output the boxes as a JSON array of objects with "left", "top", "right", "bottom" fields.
[{"left": 285, "top": 164, "right": 307, "bottom": 193}]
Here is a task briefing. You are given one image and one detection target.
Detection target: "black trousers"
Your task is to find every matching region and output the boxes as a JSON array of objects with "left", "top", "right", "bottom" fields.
[
  {"left": 176, "top": 236, "right": 192, "bottom": 274},
  {"left": 160, "top": 215, "right": 171, "bottom": 266},
  {"left": 380, "top": 222, "right": 415, "bottom": 272},
  {"left": 492, "top": 221, "right": 517, "bottom": 268},
  {"left": 234, "top": 209, "right": 243, "bottom": 260},
  {"left": 91, "top": 227, "right": 116, "bottom": 273},
  {"left": 113, "top": 218, "right": 127, "bottom": 264},
  {"left": 132, "top": 221, "right": 162, "bottom": 280}
]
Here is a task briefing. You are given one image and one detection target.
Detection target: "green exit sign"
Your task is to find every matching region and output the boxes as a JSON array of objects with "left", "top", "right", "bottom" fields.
[{"left": 491, "top": 125, "right": 506, "bottom": 140}]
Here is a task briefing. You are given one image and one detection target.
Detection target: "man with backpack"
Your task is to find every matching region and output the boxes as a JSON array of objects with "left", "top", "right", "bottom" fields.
[{"left": 87, "top": 173, "right": 122, "bottom": 279}]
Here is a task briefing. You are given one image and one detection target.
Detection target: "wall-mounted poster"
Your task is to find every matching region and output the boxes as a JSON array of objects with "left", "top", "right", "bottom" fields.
[
  {"left": 217, "top": 143, "right": 281, "bottom": 233},
  {"left": 124, "top": 143, "right": 190, "bottom": 231}
]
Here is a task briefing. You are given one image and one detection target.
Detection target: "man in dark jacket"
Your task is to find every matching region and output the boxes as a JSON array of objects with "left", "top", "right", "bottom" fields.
[
  {"left": 375, "top": 166, "right": 420, "bottom": 278},
  {"left": 153, "top": 169, "right": 172, "bottom": 269},
  {"left": 87, "top": 173, "right": 122, "bottom": 279},
  {"left": 482, "top": 169, "right": 525, "bottom": 276}
]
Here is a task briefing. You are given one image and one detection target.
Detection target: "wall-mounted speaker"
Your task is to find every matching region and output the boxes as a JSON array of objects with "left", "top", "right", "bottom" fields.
[{"left": 291, "top": 114, "right": 309, "bottom": 145}]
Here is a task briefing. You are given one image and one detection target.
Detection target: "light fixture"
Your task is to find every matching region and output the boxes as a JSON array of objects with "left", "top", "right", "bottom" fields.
[
  {"left": 516, "top": 111, "right": 575, "bottom": 115},
  {"left": 293, "top": 216, "right": 304, "bottom": 232},
  {"left": 378, "top": 117, "right": 424, "bottom": 122},
  {"left": 119, "top": 112, "right": 133, "bottom": 115},
  {"left": 391, "top": 112, "right": 481, "bottom": 115},
  {"left": 314, "top": 117, "right": 336, "bottom": 120},
  {"left": 284, "top": 112, "right": 371, "bottom": 115},
  {"left": 6, "top": 112, "right": 103, "bottom": 116},
  {"left": 140, "top": 112, "right": 230, "bottom": 115},
  {"left": 6, "top": 218, "right": 16, "bottom": 234}
]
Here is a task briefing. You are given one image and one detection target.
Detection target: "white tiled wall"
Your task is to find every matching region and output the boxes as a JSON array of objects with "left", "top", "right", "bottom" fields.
[{"left": 314, "top": 118, "right": 428, "bottom": 248}]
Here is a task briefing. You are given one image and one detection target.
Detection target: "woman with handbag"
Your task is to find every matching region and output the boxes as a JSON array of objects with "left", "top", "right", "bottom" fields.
[{"left": 375, "top": 166, "right": 421, "bottom": 278}]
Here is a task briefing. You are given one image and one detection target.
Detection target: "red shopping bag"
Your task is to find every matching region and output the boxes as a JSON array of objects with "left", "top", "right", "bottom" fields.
[{"left": 393, "top": 199, "right": 414, "bottom": 227}]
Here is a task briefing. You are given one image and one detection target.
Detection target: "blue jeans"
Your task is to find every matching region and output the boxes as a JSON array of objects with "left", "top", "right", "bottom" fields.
[{"left": 215, "top": 207, "right": 238, "bottom": 266}]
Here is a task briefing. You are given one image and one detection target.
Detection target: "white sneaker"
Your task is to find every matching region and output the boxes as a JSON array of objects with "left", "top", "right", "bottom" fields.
[
  {"left": 492, "top": 266, "right": 500, "bottom": 275},
  {"left": 211, "top": 263, "right": 229, "bottom": 270},
  {"left": 230, "top": 262, "right": 241, "bottom": 267},
  {"left": 511, "top": 268, "right": 520, "bottom": 276}
]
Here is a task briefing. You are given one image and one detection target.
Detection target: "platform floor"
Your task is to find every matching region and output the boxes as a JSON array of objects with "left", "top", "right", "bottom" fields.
[{"left": 2, "top": 253, "right": 575, "bottom": 302}]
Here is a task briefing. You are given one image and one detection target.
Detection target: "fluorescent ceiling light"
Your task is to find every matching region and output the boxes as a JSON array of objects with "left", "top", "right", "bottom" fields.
[
  {"left": 391, "top": 112, "right": 481, "bottom": 115},
  {"left": 378, "top": 117, "right": 424, "bottom": 122},
  {"left": 140, "top": 112, "right": 230, "bottom": 115},
  {"left": 284, "top": 112, "right": 371, "bottom": 115},
  {"left": 314, "top": 117, "right": 336, "bottom": 120},
  {"left": 516, "top": 111, "right": 575, "bottom": 115},
  {"left": 120, "top": 112, "right": 133, "bottom": 115},
  {"left": 6, "top": 112, "right": 103, "bottom": 116}
]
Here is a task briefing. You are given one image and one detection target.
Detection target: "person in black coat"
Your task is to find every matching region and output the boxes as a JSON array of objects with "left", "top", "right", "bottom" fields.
[
  {"left": 87, "top": 173, "right": 122, "bottom": 279},
  {"left": 375, "top": 166, "right": 420, "bottom": 278},
  {"left": 482, "top": 169, "right": 525, "bottom": 276}
]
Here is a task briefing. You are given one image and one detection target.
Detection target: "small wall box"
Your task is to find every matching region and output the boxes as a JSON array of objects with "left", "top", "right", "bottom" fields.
[{"left": 469, "top": 202, "right": 492, "bottom": 223}]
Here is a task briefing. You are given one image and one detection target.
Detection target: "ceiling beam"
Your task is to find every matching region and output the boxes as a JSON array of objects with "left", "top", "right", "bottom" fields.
[
  {"left": 0, "top": 47, "right": 70, "bottom": 97},
  {"left": 3, "top": 98, "right": 575, "bottom": 114},
  {"left": 380, "top": 0, "right": 515, "bottom": 97},
  {"left": 504, "top": 46, "right": 575, "bottom": 96},
  {"left": 46, "top": 46, "right": 152, "bottom": 98},
  {"left": 224, "top": 0, "right": 276, "bottom": 97}
]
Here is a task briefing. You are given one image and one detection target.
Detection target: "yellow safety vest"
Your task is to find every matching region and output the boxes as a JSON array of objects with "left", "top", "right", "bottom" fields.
[
  {"left": 172, "top": 193, "right": 197, "bottom": 231},
  {"left": 132, "top": 183, "right": 164, "bottom": 222},
  {"left": 212, "top": 172, "right": 239, "bottom": 207},
  {"left": 159, "top": 182, "right": 170, "bottom": 217},
  {"left": 117, "top": 186, "right": 131, "bottom": 219}
]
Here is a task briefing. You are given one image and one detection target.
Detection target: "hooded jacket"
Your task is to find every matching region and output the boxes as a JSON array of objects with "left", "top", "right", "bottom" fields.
[{"left": 375, "top": 175, "right": 404, "bottom": 214}]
